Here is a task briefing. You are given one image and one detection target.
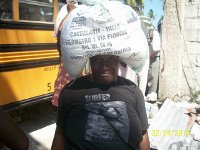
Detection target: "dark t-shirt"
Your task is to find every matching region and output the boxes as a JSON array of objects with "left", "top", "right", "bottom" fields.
[{"left": 57, "top": 76, "right": 148, "bottom": 150}]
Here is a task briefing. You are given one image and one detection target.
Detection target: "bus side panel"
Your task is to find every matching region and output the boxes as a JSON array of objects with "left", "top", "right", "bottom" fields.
[
  {"left": 0, "top": 29, "right": 56, "bottom": 44},
  {"left": 0, "top": 65, "right": 59, "bottom": 106},
  {"left": 0, "top": 27, "right": 60, "bottom": 108}
]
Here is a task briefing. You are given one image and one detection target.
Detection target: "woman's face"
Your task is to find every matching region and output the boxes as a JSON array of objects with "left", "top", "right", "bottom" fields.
[
  {"left": 67, "top": 0, "right": 76, "bottom": 12},
  {"left": 90, "top": 55, "right": 120, "bottom": 84}
]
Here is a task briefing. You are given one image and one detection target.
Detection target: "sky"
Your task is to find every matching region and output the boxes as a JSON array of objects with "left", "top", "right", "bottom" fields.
[{"left": 143, "top": 0, "right": 164, "bottom": 28}]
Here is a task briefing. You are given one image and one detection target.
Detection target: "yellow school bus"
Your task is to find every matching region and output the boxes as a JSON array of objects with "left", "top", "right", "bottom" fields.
[{"left": 0, "top": 0, "right": 66, "bottom": 111}]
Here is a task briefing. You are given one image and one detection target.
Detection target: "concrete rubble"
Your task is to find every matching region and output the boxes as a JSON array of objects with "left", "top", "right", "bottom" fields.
[{"left": 145, "top": 99, "right": 200, "bottom": 150}]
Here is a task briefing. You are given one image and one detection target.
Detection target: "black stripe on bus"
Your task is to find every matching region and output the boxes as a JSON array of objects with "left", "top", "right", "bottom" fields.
[
  {"left": 0, "top": 43, "right": 57, "bottom": 52},
  {"left": 0, "top": 58, "right": 60, "bottom": 72},
  {"left": 0, "top": 20, "right": 54, "bottom": 30},
  {"left": 2, "top": 93, "right": 53, "bottom": 112}
]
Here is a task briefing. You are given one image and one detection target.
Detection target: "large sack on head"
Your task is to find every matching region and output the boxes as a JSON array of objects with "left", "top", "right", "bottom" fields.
[{"left": 60, "top": 1, "right": 149, "bottom": 79}]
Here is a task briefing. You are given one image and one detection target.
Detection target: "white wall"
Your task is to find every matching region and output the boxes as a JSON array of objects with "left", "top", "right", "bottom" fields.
[{"left": 159, "top": 0, "right": 200, "bottom": 102}]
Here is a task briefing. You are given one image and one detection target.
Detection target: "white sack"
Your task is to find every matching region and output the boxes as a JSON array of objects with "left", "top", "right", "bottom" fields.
[
  {"left": 54, "top": 4, "right": 68, "bottom": 37},
  {"left": 60, "top": 1, "right": 149, "bottom": 78}
]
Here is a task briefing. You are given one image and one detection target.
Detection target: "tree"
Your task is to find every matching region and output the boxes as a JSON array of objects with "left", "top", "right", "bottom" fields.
[
  {"left": 147, "top": 9, "right": 156, "bottom": 20},
  {"left": 125, "top": 0, "right": 144, "bottom": 15},
  {"left": 125, "top": 0, "right": 144, "bottom": 10}
]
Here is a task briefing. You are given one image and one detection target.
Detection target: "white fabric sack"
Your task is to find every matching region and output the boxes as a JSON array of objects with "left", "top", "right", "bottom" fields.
[
  {"left": 77, "top": 0, "right": 125, "bottom": 5},
  {"left": 60, "top": 0, "right": 149, "bottom": 78},
  {"left": 54, "top": 1, "right": 79, "bottom": 37},
  {"left": 54, "top": 4, "right": 68, "bottom": 37}
]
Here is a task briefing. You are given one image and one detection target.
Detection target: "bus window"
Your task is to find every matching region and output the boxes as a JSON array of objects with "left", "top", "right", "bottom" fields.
[
  {"left": 34, "top": 0, "right": 53, "bottom": 3},
  {"left": 0, "top": 0, "right": 12, "bottom": 20},
  {"left": 58, "top": 0, "right": 67, "bottom": 3},
  {"left": 19, "top": 0, "right": 54, "bottom": 22},
  {"left": 58, "top": 0, "right": 66, "bottom": 11}
]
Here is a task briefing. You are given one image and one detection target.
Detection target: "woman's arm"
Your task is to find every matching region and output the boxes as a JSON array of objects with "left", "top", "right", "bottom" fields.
[
  {"left": 57, "top": 31, "right": 62, "bottom": 58},
  {"left": 140, "top": 131, "right": 150, "bottom": 150},
  {"left": 51, "top": 127, "right": 65, "bottom": 150},
  {"left": 134, "top": 87, "right": 150, "bottom": 149},
  {"left": 0, "top": 108, "right": 29, "bottom": 150}
]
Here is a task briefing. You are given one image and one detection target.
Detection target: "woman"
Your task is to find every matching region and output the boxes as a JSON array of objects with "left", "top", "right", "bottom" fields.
[
  {"left": 51, "top": 55, "right": 150, "bottom": 150},
  {"left": 51, "top": 0, "right": 77, "bottom": 107}
]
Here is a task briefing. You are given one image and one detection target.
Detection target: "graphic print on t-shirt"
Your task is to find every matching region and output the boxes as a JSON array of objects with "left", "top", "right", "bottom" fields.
[{"left": 84, "top": 101, "right": 130, "bottom": 144}]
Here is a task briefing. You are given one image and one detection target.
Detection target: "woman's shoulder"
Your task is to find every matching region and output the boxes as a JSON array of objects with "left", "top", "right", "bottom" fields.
[
  {"left": 117, "top": 76, "right": 137, "bottom": 87},
  {"left": 66, "top": 75, "right": 90, "bottom": 89}
]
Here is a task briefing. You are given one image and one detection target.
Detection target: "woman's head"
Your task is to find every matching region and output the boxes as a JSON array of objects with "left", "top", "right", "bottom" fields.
[
  {"left": 90, "top": 55, "right": 120, "bottom": 84},
  {"left": 67, "top": 0, "right": 77, "bottom": 12}
]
